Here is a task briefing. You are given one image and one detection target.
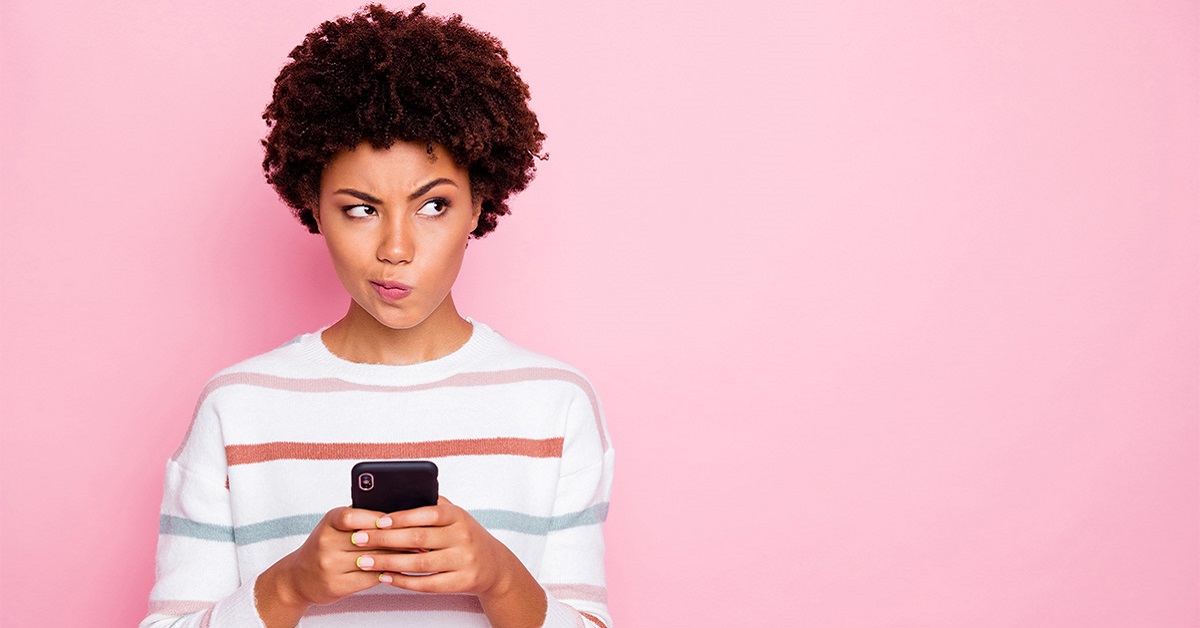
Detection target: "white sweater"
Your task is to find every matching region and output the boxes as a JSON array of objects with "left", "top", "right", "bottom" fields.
[{"left": 142, "top": 321, "right": 613, "bottom": 627}]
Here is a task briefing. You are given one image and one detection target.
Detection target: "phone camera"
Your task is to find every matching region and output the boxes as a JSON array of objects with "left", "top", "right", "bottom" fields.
[{"left": 358, "top": 473, "right": 374, "bottom": 491}]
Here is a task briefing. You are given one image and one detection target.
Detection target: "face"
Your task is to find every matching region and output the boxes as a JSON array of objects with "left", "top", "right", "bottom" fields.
[{"left": 316, "top": 141, "right": 480, "bottom": 333}]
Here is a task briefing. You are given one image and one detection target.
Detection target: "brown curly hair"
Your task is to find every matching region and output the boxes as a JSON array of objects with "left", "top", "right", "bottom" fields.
[{"left": 262, "top": 3, "right": 545, "bottom": 237}]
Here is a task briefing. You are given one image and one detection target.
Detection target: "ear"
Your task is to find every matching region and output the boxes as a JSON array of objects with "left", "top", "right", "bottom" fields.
[
  {"left": 311, "top": 204, "right": 322, "bottom": 234},
  {"left": 469, "top": 197, "right": 482, "bottom": 233}
]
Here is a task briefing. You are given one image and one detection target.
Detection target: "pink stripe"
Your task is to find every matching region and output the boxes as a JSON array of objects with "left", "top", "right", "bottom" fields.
[
  {"left": 305, "top": 593, "right": 483, "bottom": 616},
  {"left": 225, "top": 437, "right": 563, "bottom": 466},
  {"left": 199, "top": 607, "right": 212, "bottom": 628},
  {"left": 147, "top": 599, "right": 215, "bottom": 616},
  {"left": 547, "top": 583, "right": 608, "bottom": 604},
  {"left": 174, "top": 367, "right": 607, "bottom": 460},
  {"left": 580, "top": 610, "right": 609, "bottom": 628}
]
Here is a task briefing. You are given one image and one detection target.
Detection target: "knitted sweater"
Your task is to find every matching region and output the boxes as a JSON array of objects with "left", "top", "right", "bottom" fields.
[{"left": 142, "top": 321, "right": 613, "bottom": 627}]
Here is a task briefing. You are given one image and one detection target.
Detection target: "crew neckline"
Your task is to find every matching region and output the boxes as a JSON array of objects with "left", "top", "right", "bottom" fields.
[{"left": 296, "top": 318, "right": 499, "bottom": 383}]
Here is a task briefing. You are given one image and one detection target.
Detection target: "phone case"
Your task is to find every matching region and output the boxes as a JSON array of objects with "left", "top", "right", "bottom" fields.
[{"left": 351, "top": 460, "right": 439, "bottom": 513}]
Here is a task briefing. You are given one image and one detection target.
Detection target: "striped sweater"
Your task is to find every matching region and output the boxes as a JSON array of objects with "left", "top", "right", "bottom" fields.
[{"left": 143, "top": 321, "right": 613, "bottom": 627}]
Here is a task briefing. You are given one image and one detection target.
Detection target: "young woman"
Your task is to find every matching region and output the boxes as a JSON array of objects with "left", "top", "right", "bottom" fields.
[{"left": 142, "top": 5, "right": 613, "bottom": 627}]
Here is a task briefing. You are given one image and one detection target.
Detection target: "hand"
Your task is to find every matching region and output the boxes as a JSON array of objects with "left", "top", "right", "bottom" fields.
[
  {"left": 351, "top": 496, "right": 548, "bottom": 627},
  {"left": 255, "top": 506, "right": 394, "bottom": 627},
  {"left": 349, "top": 496, "right": 514, "bottom": 595}
]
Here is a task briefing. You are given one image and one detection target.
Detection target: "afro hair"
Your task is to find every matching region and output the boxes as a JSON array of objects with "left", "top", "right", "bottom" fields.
[{"left": 261, "top": 3, "right": 545, "bottom": 237}]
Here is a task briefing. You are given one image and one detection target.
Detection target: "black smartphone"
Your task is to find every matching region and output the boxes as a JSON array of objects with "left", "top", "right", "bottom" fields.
[{"left": 351, "top": 460, "right": 439, "bottom": 513}]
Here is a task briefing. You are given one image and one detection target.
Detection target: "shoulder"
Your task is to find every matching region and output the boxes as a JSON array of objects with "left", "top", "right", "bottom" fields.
[
  {"left": 190, "top": 330, "right": 323, "bottom": 410},
  {"left": 474, "top": 322, "right": 612, "bottom": 454},
  {"left": 171, "top": 332, "right": 318, "bottom": 469},
  {"left": 210, "top": 332, "right": 316, "bottom": 378},
  {"left": 474, "top": 322, "right": 584, "bottom": 371},
  {"left": 470, "top": 322, "right": 600, "bottom": 397}
]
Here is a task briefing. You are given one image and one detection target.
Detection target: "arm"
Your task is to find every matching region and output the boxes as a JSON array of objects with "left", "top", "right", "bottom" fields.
[
  {"left": 141, "top": 459, "right": 265, "bottom": 628},
  {"left": 538, "top": 385, "right": 615, "bottom": 628},
  {"left": 143, "top": 382, "right": 266, "bottom": 628},
  {"left": 145, "top": 462, "right": 399, "bottom": 627},
  {"left": 536, "top": 450, "right": 615, "bottom": 628},
  {"left": 143, "top": 389, "right": 383, "bottom": 628},
  {"left": 144, "top": 460, "right": 390, "bottom": 628}
]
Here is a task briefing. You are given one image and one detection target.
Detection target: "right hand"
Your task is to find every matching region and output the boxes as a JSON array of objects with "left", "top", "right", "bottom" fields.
[{"left": 255, "top": 506, "right": 393, "bottom": 626}]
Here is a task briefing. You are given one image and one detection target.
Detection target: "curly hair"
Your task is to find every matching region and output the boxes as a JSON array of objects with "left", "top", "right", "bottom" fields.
[{"left": 261, "top": 3, "right": 545, "bottom": 237}]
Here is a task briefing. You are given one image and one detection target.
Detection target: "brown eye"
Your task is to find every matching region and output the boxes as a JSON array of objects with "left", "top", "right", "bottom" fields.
[
  {"left": 416, "top": 199, "right": 448, "bottom": 216},
  {"left": 344, "top": 204, "right": 375, "bottom": 217}
]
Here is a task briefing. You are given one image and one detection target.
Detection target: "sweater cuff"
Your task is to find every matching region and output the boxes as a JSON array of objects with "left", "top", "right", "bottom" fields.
[
  {"left": 540, "top": 586, "right": 585, "bottom": 628},
  {"left": 209, "top": 572, "right": 268, "bottom": 628}
]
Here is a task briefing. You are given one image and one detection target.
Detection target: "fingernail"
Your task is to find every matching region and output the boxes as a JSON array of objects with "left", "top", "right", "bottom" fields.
[
  {"left": 378, "top": 573, "right": 393, "bottom": 584},
  {"left": 376, "top": 517, "right": 392, "bottom": 529},
  {"left": 350, "top": 532, "right": 368, "bottom": 546},
  {"left": 356, "top": 555, "right": 375, "bottom": 569}
]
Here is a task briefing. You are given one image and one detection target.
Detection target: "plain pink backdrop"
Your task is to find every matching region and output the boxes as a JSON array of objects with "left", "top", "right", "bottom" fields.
[{"left": 1, "top": 1, "right": 1197, "bottom": 626}]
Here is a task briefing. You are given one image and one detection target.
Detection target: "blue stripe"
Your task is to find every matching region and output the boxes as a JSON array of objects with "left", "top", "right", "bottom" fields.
[
  {"left": 234, "top": 513, "right": 322, "bottom": 544},
  {"left": 159, "top": 515, "right": 234, "bottom": 542},
  {"left": 160, "top": 503, "right": 608, "bottom": 545},
  {"left": 474, "top": 502, "right": 609, "bottom": 535}
]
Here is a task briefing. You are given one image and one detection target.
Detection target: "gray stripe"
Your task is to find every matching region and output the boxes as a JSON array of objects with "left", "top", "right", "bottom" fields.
[
  {"left": 474, "top": 502, "right": 609, "bottom": 535},
  {"left": 159, "top": 515, "right": 234, "bottom": 542},
  {"left": 161, "top": 503, "right": 608, "bottom": 545},
  {"left": 233, "top": 513, "right": 322, "bottom": 544}
]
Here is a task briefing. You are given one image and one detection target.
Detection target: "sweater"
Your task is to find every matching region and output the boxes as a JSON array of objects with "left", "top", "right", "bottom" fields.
[{"left": 142, "top": 321, "right": 613, "bottom": 627}]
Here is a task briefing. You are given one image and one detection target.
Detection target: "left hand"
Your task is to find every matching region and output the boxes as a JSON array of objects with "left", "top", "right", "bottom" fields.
[{"left": 348, "top": 496, "right": 524, "bottom": 598}]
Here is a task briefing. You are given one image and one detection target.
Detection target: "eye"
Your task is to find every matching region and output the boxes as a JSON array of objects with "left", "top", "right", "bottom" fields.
[
  {"left": 417, "top": 198, "right": 448, "bottom": 217},
  {"left": 343, "top": 204, "right": 375, "bottom": 218}
]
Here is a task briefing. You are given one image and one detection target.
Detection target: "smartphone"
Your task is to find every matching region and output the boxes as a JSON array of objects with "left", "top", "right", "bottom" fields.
[{"left": 351, "top": 460, "right": 439, "bottom": 513}]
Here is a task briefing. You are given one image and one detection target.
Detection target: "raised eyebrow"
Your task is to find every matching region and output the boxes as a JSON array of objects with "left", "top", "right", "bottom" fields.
[
  {"left": 408, "top": 178, "right": 458, "bottom": 201},
  {"left": 333, "top": 188, "right": 384, "bottom": 204}
]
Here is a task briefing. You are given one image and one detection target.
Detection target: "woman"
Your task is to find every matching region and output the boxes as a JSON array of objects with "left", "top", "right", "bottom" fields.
[{"left": 142, "top": 5, "right": 613, "bottom": 627}]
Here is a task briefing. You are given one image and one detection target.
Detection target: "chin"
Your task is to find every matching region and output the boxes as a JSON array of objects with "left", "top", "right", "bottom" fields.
[
  {"left": 373, "top": 316, "right": 427, "bottom": 331},
  {"left": 352, "top": 294, "right": 448, "bottom": 332}
]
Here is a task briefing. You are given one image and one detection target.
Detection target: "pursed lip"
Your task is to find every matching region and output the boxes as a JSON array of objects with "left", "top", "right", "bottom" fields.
[
  {"left": 370, "top": 280, "right": 412, "bottom": 300},
  {"left": 371, "top": 280, "right": 412, "bottom": 291}
]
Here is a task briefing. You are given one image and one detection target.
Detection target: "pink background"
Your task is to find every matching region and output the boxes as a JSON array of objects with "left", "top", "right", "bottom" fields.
[{"left": 1, "top": 1, "right": 1197, "bottom": 625}]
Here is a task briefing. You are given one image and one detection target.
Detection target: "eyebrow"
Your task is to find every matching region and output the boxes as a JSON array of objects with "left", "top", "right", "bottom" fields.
[
  {"left": 333, "top": 188, "right": 383, "bottom": 204},
  {"left": 332, "top": 178, "right": 459, "bottom": 205},
  {"left": 407, "top": 178, "right": 458, "bottom": 201}
]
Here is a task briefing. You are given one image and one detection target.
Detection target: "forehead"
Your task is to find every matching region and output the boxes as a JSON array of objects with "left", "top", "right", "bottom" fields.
[{"left": 320, "top": 141, "right": 469, "bottom": 196}]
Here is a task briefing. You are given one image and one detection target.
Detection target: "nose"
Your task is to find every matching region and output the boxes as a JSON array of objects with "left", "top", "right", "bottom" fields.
[{"left": 377, "top": 217, "right": 413, "bottom": 264}]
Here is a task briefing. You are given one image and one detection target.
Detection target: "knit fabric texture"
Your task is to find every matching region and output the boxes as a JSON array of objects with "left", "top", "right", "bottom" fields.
[{"left": 142, "top": 321, "right": 613, "bottom": 627}]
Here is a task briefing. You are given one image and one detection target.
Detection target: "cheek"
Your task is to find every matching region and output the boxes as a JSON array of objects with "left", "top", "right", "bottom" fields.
[
  {"left": 428, "top": 238, "right": 468, "bottom": 281},
  {"left": 323, "top": 235, "right": 365, "bottom": 277}
]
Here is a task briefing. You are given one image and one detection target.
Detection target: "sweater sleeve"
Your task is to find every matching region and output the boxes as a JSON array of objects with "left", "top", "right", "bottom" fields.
[
  {"left": 141, "top": 391, "right": 268, "bottom": 628},
  {"left": 538, "top": 384, "right": 615, "bottom": 628}
]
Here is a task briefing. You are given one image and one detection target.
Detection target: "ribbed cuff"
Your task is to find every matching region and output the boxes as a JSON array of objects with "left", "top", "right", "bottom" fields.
[
  {"left": 209, "top": 572, "right": 268, "bottom": 628},
  {"left": 540, "top": 587, "right": 585, "bottom": 628}
]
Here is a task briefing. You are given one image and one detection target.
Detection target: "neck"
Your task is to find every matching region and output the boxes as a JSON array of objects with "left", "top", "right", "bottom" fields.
[{"left": 320, "top": 294, "right": 473, "bottom": 365}]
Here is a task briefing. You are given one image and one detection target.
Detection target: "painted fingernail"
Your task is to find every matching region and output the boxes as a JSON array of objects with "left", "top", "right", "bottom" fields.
[
  {"left": 376, "top": 517, "right": 392, "bottom": 529},
  {"left": 378, "top": 573, "right": 393, "bottom": 584},
  {"left": 356, "top": 555, "right": 375, "bottom": 569},
  {"left": 350, "top": 532, "right": 368, "bottom": 546}
]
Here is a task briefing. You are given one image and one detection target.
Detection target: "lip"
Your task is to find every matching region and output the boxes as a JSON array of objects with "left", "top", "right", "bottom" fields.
[{"left": 370, "top": 280, "right": 412, "bottom": 301}]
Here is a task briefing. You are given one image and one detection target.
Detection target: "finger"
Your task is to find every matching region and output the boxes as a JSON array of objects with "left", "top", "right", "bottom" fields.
[
  {"left": 327, "top": 506, "right": 392, "bottom": 532},
  {"left": 364, "top": 549, "right": 453, "bottom": 575},
  {"left": 384, "top": 504, "right": 458, "bottom": 529},
  {"left": 355, "top": 570, "right": 395, "bottom": 590},
  {"left": 352, "top": 552, "right": 406, "bottom": 573},
  {"left": 381, "top": 571, "right": 458, "bottom": 593},
  {"left": 348, "top": 527, "right": 452, "bottom": 551}
]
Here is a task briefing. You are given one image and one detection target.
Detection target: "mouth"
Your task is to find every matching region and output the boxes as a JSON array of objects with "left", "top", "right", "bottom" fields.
[{"left": 370, "top": 280, "right": 412, "bottom": 301}]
